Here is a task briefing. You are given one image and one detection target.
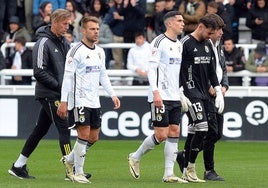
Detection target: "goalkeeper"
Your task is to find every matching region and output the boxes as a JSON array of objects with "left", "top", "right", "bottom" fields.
[{"left": 178, "top": 13, "right": 225, "bottom": 183}]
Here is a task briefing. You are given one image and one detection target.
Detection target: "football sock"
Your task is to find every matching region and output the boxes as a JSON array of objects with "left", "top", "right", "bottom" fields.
[
  {"left": 132, "top": 134, "right": 159, "bottom": 161},
  {"left": 14, "top": 154, "right": 28, "bottom": 168},
  {"left": 189, "top": 131, "right": 206, "bottom": 163},
  {"left": 164, "top": 137, "right": 178, "bottom": 177},
  {"left": 74, "top": 138, "right": 87, "bottom": 175},
  {"left": 66, "top": 150, "right": 74, "bottom": 164}
]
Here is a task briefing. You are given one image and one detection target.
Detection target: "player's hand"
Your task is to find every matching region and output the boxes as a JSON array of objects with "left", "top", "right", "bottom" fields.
[
  {"left": 112, "top": 96, "right": 121, "bottom": 109},
  {"left": 153, "top": 90, "right": 163, "bottom": 108},
  {"left": 57, "top": 102, "right": 68, "bottom": 119},
  {"left": 214, "top": 86, "right": 224, "bottom": 114},
  {"left": 180, "top": 87, "right": 192, "bottom": 112}
]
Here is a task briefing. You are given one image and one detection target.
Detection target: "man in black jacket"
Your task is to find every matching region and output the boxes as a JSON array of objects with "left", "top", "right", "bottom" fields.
[
  {"left": 8, "top": 9, "right": 72, "bottom": 179},
  {"left": 10, "top": 37, "right": 33, "bottom": 85}
]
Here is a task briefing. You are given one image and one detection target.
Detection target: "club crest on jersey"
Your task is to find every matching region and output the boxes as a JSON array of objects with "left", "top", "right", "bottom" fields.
[
  {"left": 196, "top": 112, "right": 203, "bottom": 120},
  {"left": 98, "top": 53, "right": 101, "bottom": 59},
  {"left": 205, "top": 45, "right": 209, "bottom": 53},
  {"left": 152, "top": 48, "right": 157, "bottom": 55},
  {"left": 156, "top": 114, "right": 162, "bottom": 121},
  {"left": 86, "top": 55, "right": 90, "bottom": 59},
  {"left": 54, "top": 100, "right": 60, "bottom": 107},
  {"left": 79, "top": 114, "right": 85, "bottom": 123},
  {"left": 67, "top": 57, "right": 73, "bottom": 64}
]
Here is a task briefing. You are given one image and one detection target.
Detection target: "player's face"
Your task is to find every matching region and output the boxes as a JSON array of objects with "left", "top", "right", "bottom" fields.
[
  {"left": 54, "top": 18, "right": 71, "bottom": 36},
  {"left": 171, "top": 15, "right": 184, "bottom": 35},
  {"left": 83, "top": 21, "right": 99, "bottom": 44},
  {"left": 200, "top": 26, "right": 215, "bottom": 41}
]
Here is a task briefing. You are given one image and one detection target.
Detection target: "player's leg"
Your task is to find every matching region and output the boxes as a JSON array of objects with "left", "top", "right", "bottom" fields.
[
  {"left": 128, "top": 102, "right": 165, "bottom": 179},
  {"left": 186, "top": 99, "right": 208, "bottom": 183},
  {"left": 203, "top": 112, "right": 224, "bottom": 181},
  {"left": 8, "top": 99, "right": 53, "bottom": 179},
  {"left": 162, "top": 101, "right": 187, "bottom": 183}
]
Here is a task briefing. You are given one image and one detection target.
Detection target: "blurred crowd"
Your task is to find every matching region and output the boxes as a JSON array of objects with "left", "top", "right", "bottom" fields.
[{"left": 0, "top": 0, "right": 268, "bottom": 86}]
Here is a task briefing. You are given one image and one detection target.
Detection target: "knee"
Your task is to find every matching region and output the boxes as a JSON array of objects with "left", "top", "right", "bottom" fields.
[
  {"left": 88, "top": 135, "right": 99, "bottom": 144},
  {"left": 155, "top": 133, "right": 168, "bottom": 143}
]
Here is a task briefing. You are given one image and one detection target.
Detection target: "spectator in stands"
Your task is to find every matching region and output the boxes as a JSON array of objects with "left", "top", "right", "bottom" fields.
[
  {"left": 3, "top": 16, "right": 32, "bottom": 65},
  {"left": 33, "top": 0, "right": 66, "bottom": 15},
  {"left": 25, "top": 0, "right": 33, "bottom": 33},
  {"left": 72, "top": 0, "right": 88, "bottom": 15},
  {"left": 245, "top": 43, "right": 268, "bottom": 86},
  {"left": 127, "top": 31, "right": 150, "bottom": 85},
  {"left": 154, "top": 0, "right": 177, "bottom": 36},
  {"left": 98, "top": 16, "right": 114, "bottom": 69},
  {"left": 232, "top": 0, "right": 252, "bottom": 43},
  {"left": 32, "top": 1, "right": 53, "bottom": 35},
  {"left": 118, "top": 0, "right": 147, "bottom": 69},
  {"left": 86, "top": 0, "right": 109, "bottom": 18},
  {"left": 207, "top": 1, "right": 233, "bottom": 41},
  {"left": 0, "top": 50, "right": 7, "bottom": 70},
  {"left": 0, "top": 0, "right": 17, "bottom": 41},
  {"left": 246, "top": 0, "right": 268, "bottom": 44},
  {"left": 223, "top": 37, "right": 246, "bottom": 86},
  {"left": 103, "top": 0, "right": 124, "bottom": 69},
  {"left": 66, "top": 0, "right": 83, "bottom": 42},
  {"left": 9, "top": 37, "right": 33, "bottom": 85},
  {"left": 179, "top": 0, "right": 206, "bottom": 35}
]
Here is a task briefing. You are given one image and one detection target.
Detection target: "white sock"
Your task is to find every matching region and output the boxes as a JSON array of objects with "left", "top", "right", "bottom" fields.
[
  {"left": 67, "top": 142, "right": 93, "bottom": 164},
  {"left": 66, "top": 150, "right": 74, "bottom": 164},
  {"left": 163, "top": 137, "right": 178, "bottom": 177},
  {"left": 183, "top": 168, "right": 187, "bottom": 176},
  {"left": 131, "top": 135, "right": 159, "bottom": 161},
  {"left": 74, "top": 138, "right": 87, "bottom": 175},
  {"left": 14, "top": 154, "right": 28, "bottom": 168},
  {"left": 188, "top": 162, "right": 195, "bottom": 168}
]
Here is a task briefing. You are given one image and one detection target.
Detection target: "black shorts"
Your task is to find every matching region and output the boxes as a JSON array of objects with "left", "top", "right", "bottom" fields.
[
  {"left": 150, "top": 100, "right": 181, "bottom": 127},
  {"left": 68, "top": 107, "right": 102, "bottom": 129},
  {"left": 186, "top": 98, "right": 208, "bottom": 133}
]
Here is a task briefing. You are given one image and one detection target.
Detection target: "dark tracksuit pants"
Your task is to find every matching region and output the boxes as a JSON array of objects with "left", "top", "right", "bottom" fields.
[{"left": 21, "top": 98, "right": 71, "bottom": 157}]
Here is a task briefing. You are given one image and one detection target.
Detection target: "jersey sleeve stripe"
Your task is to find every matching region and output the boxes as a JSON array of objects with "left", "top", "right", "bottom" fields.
[{"left": 69, "top": 42, "right": 83, "bottom": 57}]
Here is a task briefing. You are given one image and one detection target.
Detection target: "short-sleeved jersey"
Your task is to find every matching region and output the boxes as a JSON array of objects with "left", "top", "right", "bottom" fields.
[
  {"left": 147, "top": 34, "right": 182, "bottom": 102},
  {"left": 61, "top": 42, "right": 115, "bottom": 110},
  {"left": 180, "top": 34, "right": 219, "bottom": 100}
]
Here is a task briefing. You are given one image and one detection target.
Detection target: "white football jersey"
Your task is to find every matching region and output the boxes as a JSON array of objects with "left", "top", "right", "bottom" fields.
[
  {"left": 61, "top": 42, "right": 115, "bottom": 109},
  {"left": 147, "top": 34, "right": 182, "bottom": 102}
]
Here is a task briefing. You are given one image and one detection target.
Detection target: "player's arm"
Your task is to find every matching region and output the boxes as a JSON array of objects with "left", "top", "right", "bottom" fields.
[{"left": 57, "top": 51, "right": 76, "bottom": 119}]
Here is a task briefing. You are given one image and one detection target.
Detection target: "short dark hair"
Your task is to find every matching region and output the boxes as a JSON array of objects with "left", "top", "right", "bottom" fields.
[
  {"left": 134, "top": 31, "right": 146, "bottom": 38},
  {"left": 14, "top": 37, "right": 26, "bottom": 46},
  {"left": 199, "top": 13, "right": 225, "bottom": 30},
  {"left": 163, "top": 11, "right": 182, "bottom": 26}
]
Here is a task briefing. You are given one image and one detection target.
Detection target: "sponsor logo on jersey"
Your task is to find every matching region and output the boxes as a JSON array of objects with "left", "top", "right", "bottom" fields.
[
  {"left": 169, "top": 58, "right": 181, "bottom": 64},
  {"left": 86, "top": 65, "right": 101, "bottom": 73}
]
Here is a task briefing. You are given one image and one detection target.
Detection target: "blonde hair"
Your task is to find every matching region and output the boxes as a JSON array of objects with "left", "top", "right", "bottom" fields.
[{"left": 50, "top": 9, "right": 71, "bottom": 23}]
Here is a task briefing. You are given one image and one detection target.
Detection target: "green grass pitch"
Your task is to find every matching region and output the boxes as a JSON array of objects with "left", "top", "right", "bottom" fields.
[{"left": 0, "top": 139, "right": 267, "bottom": 188}]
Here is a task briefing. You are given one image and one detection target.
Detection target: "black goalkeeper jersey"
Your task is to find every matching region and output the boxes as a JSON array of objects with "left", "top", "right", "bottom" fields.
[{"left": 180, "top": 34, "right": 219, "bottom": 100}]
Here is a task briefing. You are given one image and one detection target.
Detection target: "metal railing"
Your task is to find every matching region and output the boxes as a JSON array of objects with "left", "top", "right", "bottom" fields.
[
  {"left": 0, "top": 42, "right": 256, "bottom": 59},
  {"left": 0, "top": 42, "right": 266, "bottom": 86}
]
